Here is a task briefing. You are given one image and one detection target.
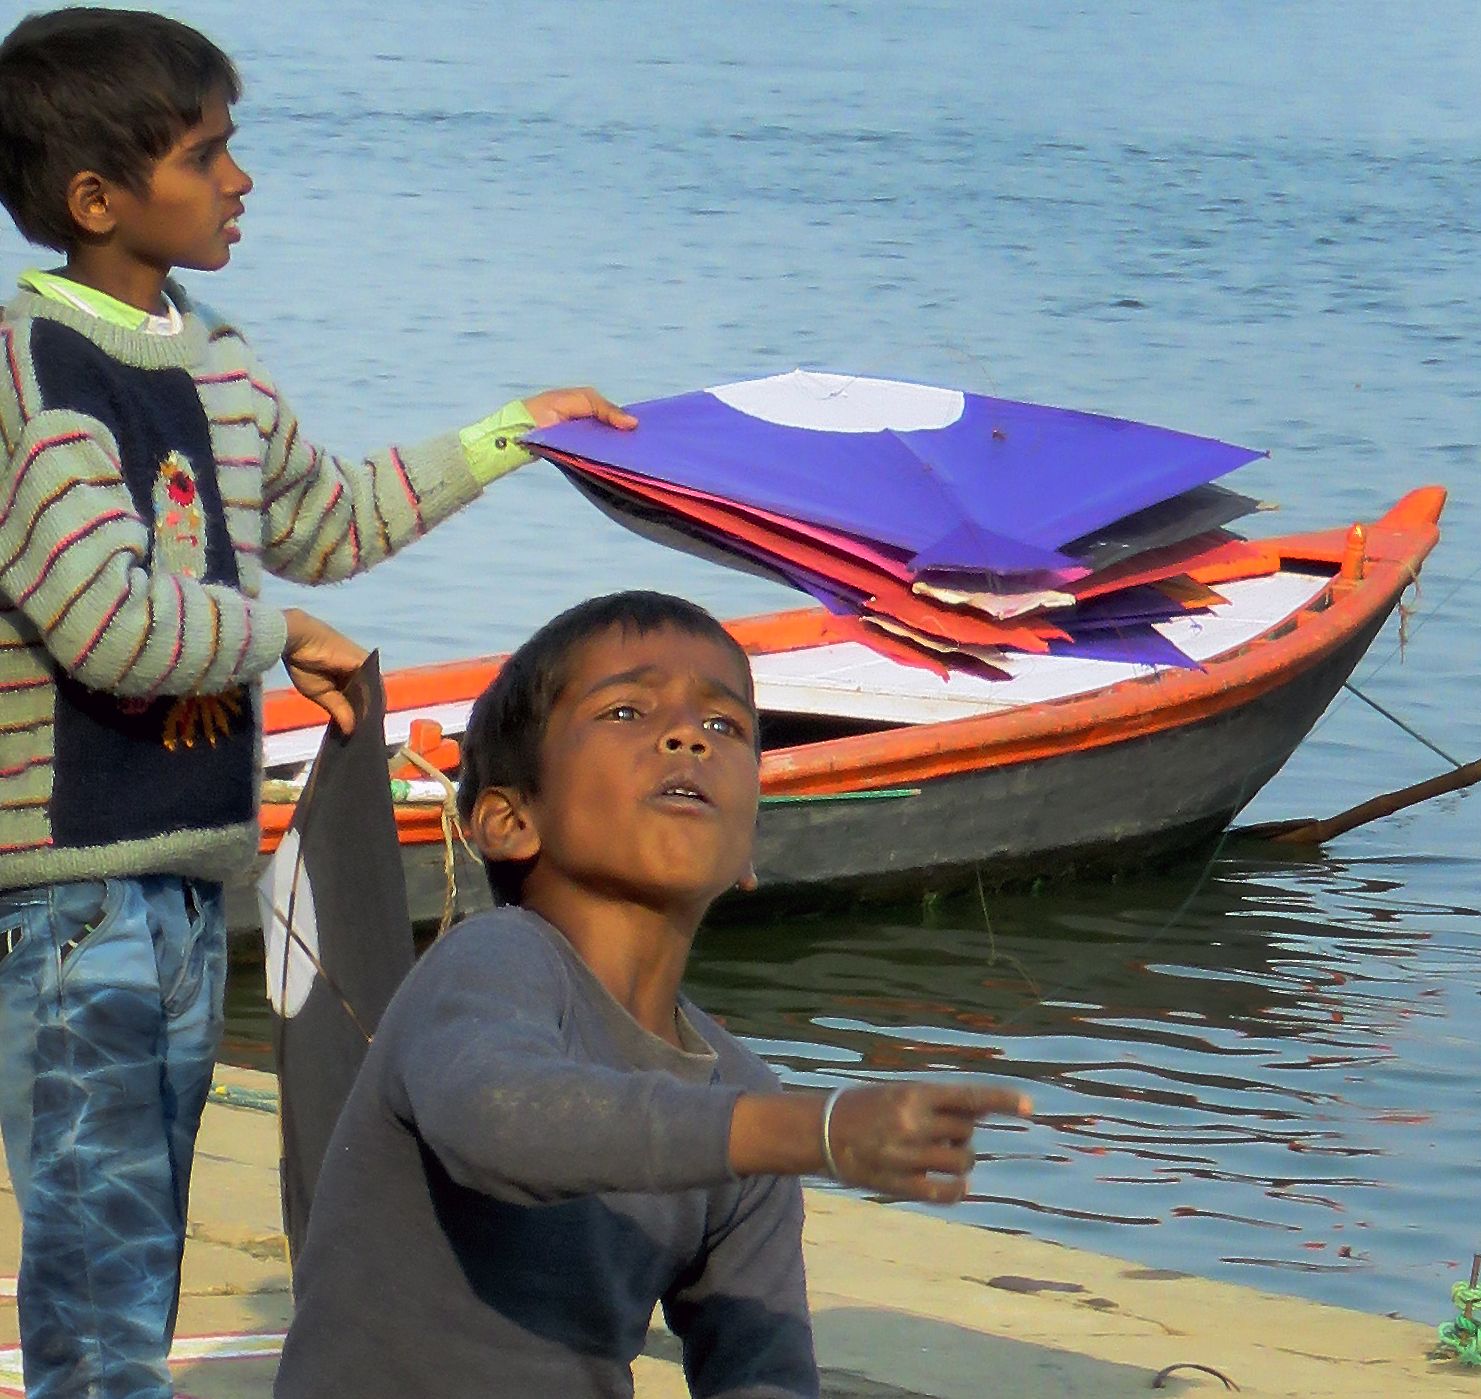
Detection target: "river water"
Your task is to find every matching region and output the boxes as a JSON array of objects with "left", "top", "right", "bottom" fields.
[{"left": 3, "top": 0, "right": 1477, "bottom": 1325}]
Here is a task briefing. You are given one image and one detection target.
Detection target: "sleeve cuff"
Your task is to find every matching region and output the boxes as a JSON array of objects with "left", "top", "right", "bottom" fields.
[{"left": 460, "top": 401, "right": 539, "bottom": 487}]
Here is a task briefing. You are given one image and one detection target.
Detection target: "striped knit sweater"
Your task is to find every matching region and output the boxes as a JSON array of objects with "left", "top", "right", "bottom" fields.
[{"left": 0, "top": 283, "right": 483, "bottom": 889}]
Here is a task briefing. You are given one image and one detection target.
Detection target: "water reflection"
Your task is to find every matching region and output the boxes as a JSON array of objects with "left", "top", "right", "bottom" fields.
[{"left": 687, "top": 843, "right": 1473, "bottom": 1319}]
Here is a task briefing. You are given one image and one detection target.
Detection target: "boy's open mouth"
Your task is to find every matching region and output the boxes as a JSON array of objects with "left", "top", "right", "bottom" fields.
[{"left": 652, "top": 775, "right": 713, "bottom": 808}]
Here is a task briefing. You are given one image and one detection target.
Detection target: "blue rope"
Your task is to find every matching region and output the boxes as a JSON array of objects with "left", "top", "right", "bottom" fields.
[{"left": 208, "top": 1082, "right": 279, "bottom": 1115}]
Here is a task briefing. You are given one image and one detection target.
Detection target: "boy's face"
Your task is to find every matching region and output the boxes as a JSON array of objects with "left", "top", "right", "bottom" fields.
[
  {"left": 74, "top": 89, "right": 251, "bottom": 288},
  {"left": 505, "top": 624, "right": 761, "bottom": 921}
]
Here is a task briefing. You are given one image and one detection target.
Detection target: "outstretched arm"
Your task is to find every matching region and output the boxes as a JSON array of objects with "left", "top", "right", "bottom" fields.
[
  {"left": 395, "top": 922, "right": 1028, "bottom": 1209},
  {"left": 729, "top": 1081, "right": 1033, "bottom": 1203},
  {"left": 245, "top": 337, "right": 637, "bottom": 587}
]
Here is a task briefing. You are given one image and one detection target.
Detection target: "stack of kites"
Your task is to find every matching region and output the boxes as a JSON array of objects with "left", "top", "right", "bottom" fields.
[{"left": 526, "top": 371, "right": 1275, "bottom": 678}]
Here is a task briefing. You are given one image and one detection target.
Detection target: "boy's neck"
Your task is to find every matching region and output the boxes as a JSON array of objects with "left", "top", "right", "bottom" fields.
[
  {"left": 60, "top": 249, "right": 171, "bottom": 316},
  {"left": 523, "top": 888, "right": 700, "bottom": 1048}
]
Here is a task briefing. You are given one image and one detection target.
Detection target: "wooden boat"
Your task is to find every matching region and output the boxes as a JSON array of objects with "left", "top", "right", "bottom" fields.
[{"left": 228, "top": 488, "right": 1445, "bottom": 931}]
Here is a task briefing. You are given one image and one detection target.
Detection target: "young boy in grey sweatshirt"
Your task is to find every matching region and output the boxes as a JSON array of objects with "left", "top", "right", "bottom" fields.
[{"left": 276, "top": 591, "right": 1031, "bottom": 1399}]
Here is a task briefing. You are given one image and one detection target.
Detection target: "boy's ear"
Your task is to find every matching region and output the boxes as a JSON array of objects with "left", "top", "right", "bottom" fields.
[
  {"left": 468, "top": 786, "right": 541, "bottom": 865},
  {"left": 65, "top": 171, "right": 117, "bottom": 238}
]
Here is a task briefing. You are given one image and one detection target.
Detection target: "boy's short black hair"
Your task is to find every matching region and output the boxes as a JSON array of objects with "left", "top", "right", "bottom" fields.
[
  {"left": 457, "top": 591, "right": 757, "bottom": 904},
  {"left": 0, "top": 8, "right": 241, "bottom": 250}
]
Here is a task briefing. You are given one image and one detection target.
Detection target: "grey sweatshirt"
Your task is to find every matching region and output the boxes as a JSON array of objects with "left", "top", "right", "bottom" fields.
[{"left": 274, "top": 907, "right": 819, "bottom": 1399}]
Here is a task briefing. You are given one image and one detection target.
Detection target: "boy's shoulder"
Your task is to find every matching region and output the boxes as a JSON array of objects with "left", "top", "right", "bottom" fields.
[
  {"left": 423, "top": 904, "right": 565, "bottom": 968},
  {"left": 368, "top": 907, "right": 568, "bottom": 1064},
  {"left": 0, "top": 278, "right": 255, "bottom": 405},
  {"left": 394, "top": 905, "right": 571, "bottom": 1006},
  {"left": 400, "top": 907, "right": 781, "bottom": 1090},
  {"left": 0, "top": 281, "right": 259, "bottom": 446}
]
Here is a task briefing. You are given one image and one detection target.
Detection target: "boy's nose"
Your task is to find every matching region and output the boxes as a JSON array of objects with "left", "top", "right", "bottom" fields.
[
  {"left": 661, "top": 728, "right": 709, "bottom": 756},
  {"left": 225, "top": 156, "right": 253, "bottom": 196}
]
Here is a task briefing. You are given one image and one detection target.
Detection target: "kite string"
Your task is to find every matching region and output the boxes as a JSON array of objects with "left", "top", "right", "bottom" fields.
[
  {"left": 274, "top": 752, "right": 323, "bottom": 1057},
  {"left": 270, "top": 880, "right": 376, "bottom": 1043},
  {"left": 273, "top": 752, "right": 375, "bottom": 1046}
]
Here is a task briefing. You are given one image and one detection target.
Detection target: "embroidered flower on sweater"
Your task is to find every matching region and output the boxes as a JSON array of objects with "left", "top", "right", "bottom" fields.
[
  {"left": 152, "top": 451, "right": 207, "bottom": 577},
  {"left": 162, "top": 689, "right": 243, "bottom": 751}
]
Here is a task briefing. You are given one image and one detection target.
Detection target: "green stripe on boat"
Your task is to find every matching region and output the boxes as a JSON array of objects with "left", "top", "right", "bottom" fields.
[{"left": 759, "top": 788, "right": 920, "bottom": 806}]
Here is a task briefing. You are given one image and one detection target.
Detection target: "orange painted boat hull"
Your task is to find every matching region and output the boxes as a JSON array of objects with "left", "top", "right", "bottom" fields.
[{"left": 227, "top": 488, "right": 1444, "bottom": 929}]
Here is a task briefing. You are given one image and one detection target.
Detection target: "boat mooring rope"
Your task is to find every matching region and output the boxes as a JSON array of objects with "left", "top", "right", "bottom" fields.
[
  {"left": 1340, "top": 681, "right": 1463, "bottom": 769},
  {"left": 1241, "top": 573, "right": 1479, "bottom": 840},
  {"left": 1302, "top": 552, "right": 1480, "bottom": 755}
]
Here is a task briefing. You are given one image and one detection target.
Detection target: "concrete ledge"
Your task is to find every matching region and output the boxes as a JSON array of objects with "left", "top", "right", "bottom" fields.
[{"left": 0, "top": 1068, "right": 1470, "bottom": 1398}]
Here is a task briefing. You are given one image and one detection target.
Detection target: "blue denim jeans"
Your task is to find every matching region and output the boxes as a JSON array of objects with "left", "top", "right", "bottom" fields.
[{"left": 0, "top": 875, "right": 227, "bottom": 1399}]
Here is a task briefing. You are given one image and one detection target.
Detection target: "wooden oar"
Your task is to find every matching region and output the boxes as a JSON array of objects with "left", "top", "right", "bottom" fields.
[{"left": 1240, "top": 757, "right": 1481, "bottom": 844}]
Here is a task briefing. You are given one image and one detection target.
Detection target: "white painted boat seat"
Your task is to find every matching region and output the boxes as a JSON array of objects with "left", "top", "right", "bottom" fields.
[
  {"left": 749, "top": 570, "right": 1332, "bottom": 726},
  {"left": 261, "top": 570, "right": 1332, "bottom": 769}
]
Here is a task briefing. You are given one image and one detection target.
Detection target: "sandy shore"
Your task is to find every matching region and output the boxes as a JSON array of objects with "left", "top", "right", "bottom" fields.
[{"left": 0, "top": 1065, "right": 1471, "bottom": 1398}]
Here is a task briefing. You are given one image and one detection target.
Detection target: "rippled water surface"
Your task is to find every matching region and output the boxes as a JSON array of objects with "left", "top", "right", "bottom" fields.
[{"left": 8, "top": 0, "right": 1477, "bottom": 1325}]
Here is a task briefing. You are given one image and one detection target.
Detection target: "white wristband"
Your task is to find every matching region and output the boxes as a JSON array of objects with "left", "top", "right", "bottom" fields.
[{"left": 819, "top": 1086, "right": 845, "bottom": 1179}]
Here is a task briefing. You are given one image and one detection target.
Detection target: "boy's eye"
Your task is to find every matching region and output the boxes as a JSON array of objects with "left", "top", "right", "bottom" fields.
[
  {"left": 604, "top": 703, "right": 641, "bottom": 722},
  {"left": 703, "top": 714, "right": 745, "bottom": 739}
]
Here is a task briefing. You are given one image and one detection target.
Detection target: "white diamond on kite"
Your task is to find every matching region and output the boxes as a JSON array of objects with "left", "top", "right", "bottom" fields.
[{"left": 257, "top": 827, "right": 319, "bottom": 1019}]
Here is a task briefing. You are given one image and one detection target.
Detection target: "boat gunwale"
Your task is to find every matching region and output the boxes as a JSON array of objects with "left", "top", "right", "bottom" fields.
[{"left": 256, "top": 487, "right": 1444, "bottom": 847}]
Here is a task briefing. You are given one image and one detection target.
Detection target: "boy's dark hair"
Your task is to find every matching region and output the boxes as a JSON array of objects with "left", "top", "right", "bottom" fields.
[
  {"left": 0, "top": 8, "right": 241, "bottom": 250},
  {"left": 457, "top": 591, "right": 757, "bottom": 905}
]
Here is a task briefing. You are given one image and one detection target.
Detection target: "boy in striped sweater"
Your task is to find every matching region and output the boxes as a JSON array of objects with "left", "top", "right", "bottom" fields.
[{"left": 0, "top": 9, "right": 634, "bottom": 1397}]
